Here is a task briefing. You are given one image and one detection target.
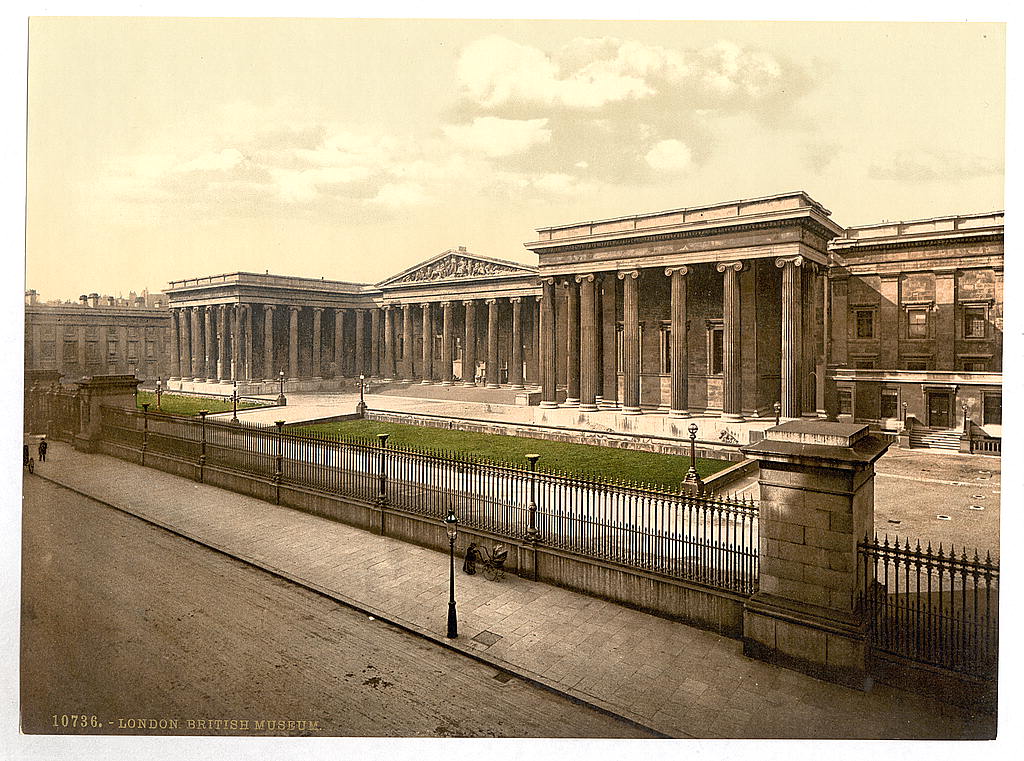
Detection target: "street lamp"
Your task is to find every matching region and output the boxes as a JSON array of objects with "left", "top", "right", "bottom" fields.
[
  {"left": 525, "top": 453, "right": 541, "bottom": 542},
  {"left": 683, "top": 422, "right": 703, "bottom": 493},
  {"left": 773, "top": 401, "right": 781, "bottom": 426},
  {"left": 277, "top": 370, "right": 287, "bottom": 406},
  {"left": 231, "top": 380, "right": 239, "bottom": 423},
  {"left": 902, "top": 401, "right": 908, "bottom": 426},
  {"left": 155, "top": 377, "right": 163, "bottom": 411},
  {"left": 444, "top": 509, "right": 459, "bottom": 638},
  {"left": 962, "top": 402, "right": 970, "bottom": 430},
  {"left": 357, "top": 374, "right": 367, "bottom": 416}
]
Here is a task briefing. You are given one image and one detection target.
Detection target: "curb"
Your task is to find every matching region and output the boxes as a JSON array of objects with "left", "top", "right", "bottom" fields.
[{"left": 31, "top": 471, "right": 674, "bottom": 739}]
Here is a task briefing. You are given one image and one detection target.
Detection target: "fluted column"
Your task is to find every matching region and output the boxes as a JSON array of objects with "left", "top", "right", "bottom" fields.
[
  {"left": 193, "top": 307, "right": 206, "bottom": 380},
  {"left": 777, "top": 255, "right": 804, "bottom": 419},
  {"left": 187, "top": 307, "right": 198, "bottom": 380},
  {"left": 564, "top": 279, "right": 580, "bottom": 406},
  {"left": 463, "top": 300, "right": 477, "bottom": 386},
  {"left": 401, "top": 304, "right": 413, "bottom": 381},
  {"left": 216, "top": 304, "right": 229, "bottom": 381},
  {"left": 441, "top": 301, "right": 454, "bottom": 385},
  {"left": 529, "top": 297, "right": 541, "bottom": 386},
  {"left": 171, "top": 309, "right": 183, "bottom": 379},
  {"left": 334, "top": 309, "right": 346, "bottom": 378},
  {"left": 540, "top": 279, "right": 558, "bottom": 407},
  {"left": 420, "top": 303, "right": 433, "bottom": 383},
  {"left": 231, "top": 304, "right": 241, "bottom": 381},
  {"left": 354, "top": 309, "right": 366, "bottom": 377},
  {"left": 243, "top": 305, "right": 253, "bottom": 380},
  {"left": 718, "top": 260, "right": 745, "bottom": 421},
  {"left": 382, "top": 306, "right": 396, "bottom": 380},
  {"left": 618, "top": 270, "right": 641, "bottom": 414},
  {"left": 202, "top": 305, "right": 215, "bottom": 381},
  {"left": 510, "top": 297, "right": 524, "bottom": 389},
  {"left": 667, "top": 266, "right": 690, "bottom": 417},
  {"left": 485, "top": 299, "right": 500, "bottom": 387},
  {"left": 263, "top": 305, "right": 276, "bottom": 380},
  {"left": 577, "top": 274, "right": 598, "bottom": 411},
  {"left": 601, "top": 276, "right": 618, "bottom": 408},
  {"left": 311, "top": 307, "right": 323, "bottom": 379},
  {"left": 288, "top": 306, "right": 300, "bottom": 380},
  {"left": 370, "top": 307, "right": 381, "bottom": 377}
]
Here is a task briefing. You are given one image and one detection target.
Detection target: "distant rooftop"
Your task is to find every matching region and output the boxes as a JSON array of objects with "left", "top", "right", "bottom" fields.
[
  {"left": 166, "top": 271, "right": 371, "bottom": 293},
  {"left": 831, "top": 211, "right": 1004, "bottom": 248}
]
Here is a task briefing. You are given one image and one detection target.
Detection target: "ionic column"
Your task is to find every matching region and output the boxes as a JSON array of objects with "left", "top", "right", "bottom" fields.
[
  {"left": 382, "top": 306, "right": 395, "bottom": 380},
  {"left": 463, "top": 300, "right": 477, "bottom": 386},
  {"left": 312, "top": 307, "right": 323, "bottom": 379},
  {"left": 618, "top": 270, "right": 641, "bottom": 414},
  {"left": 171, "top": 309, "right": 182, "bottom": 380},
  {"left": 288, "top": 306, "right": 300, "bottom": 380},
  {"left": 485, "top": 299, "right": 500, "bottom": 388},
  {"left": 718, "top": 261, "right": 745, "bottom": 421},
  {"left": 776, "top": 256, "right": 804, "bottom": 419},
  {"left": 263, "top": 305, "right": 276, "bottom": 380},
  {"left": 667, "top": 266, "right": 690, "bottom": 417},
  {"left": 441, "top": 301, "right": 454, "bottom": 385},
  {"left": 564, "top": 279, "right": 580, "bottom": 407},
  {"left": 370, "top": 308, "right": 381, "bottom": 377},
  {"left": 577, "top": 274, "right": 598, "bottom": 411},
  {"left": 528, "top": 297, "right": 541, "bottom": 386},
  {"left": 509, "top": 297, "right": 524, "bottom": 389},
  {"left": 354, "top": 309, "right": 366, "bottom": 377},
  {"left": 231, "top": 304, "right": 241, "bottom": 381},
  {"left": 540, "top": 279, "right": 558, "bottom": 408},
  {"left": 217, "top": 304, "right": 229, "bottom": 381},
  {"left": 421, "top": 303, "right": 433, "bottom": 383},
  {"left": 601, "top": 276, "right": 618, "bottom": 408},
  {"left": 243, "top": 305, "right": 253, "bottom": 381},
  {"left": 202, "top": 305, "right": 215, "bottom": 381},
  {"left": 401, "top": 304, "right": 413, "bottom": 382},
  {"left": 197, "top": 307, "right": 209, "bottom": 381},
  {"left": 334, "top": 308, "right": 346, "bottom": 378}
]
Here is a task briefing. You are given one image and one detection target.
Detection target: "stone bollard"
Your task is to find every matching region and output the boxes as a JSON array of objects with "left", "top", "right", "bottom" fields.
[
  {"left": 72, "top": 374, "right": 142, "bottom": 452},
  {"left": 740, "top": 420, "right": 889, "bottom": 690}
]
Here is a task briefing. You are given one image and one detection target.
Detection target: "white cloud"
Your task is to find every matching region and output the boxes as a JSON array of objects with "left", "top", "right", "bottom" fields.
[
  {"left": 442, "top": 117, "right": 552, "bottom": 157},
  {"left": 174, "top": 148, "right": 244, "bottom": 173},
  {"left": 645, "top": 139, "right": 693, "bottom": 172},
  {"left": 372, "top": 182, "right": 429, "bottom": 208}
]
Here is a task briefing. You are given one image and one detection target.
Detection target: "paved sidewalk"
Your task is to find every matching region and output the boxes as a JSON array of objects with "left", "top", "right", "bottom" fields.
[{"left": 29, "top": 442, "right": 995, "bottom": 739}]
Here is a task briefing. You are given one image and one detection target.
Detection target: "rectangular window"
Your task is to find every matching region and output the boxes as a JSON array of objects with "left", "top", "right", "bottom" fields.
[
  {"left": 983, "top": 395, "right": 1002, "bottom": 425},
  {"left": 86, "top": 341, "right": 100, "bottom": 360},
  {"left": 146, "top": 340, "right": 155, "bottom": 359},
  {"left": 880, "top": 390, "right": 898, "bottom": 419},
  {"left": 63, "top": 341, "right": 77, "bottom": 361},
  {"left": 41, "top": 341, "right": 55, "bottom": 359},
  {"left": 907, "top": 308, "right": 928, "bottom": 338},
  {"left": 707, "top": 325, "right": 724, "bottom": 375},
  {"left": 905, "top": 360, "right": 928, "bottom": 371},
  {"left": 964, "top": 306, "right": 987, "bottom": 338},
  {"left": 854, "top": 359, "right": 874, "bottom": 370},
  {"left": 659, "top": 323, "right": 671, "bottom": 374},
  {"left": 855, "top": 310, "right": 874, "bottom": 339},
  {"left": 962, "top": 359, "right": 987, "bottom": 372},
  {"left": 615, "top": 324, "right": 645, "bottom": 371},
  {"left": 838, "top": 391, "right": 853, "bottom": 415},
  {"left": 127, "top": 341, "right": 139, "bottom": 362},
  {"left": 107, "top": 340, "right": 118, "bottom": 358}
]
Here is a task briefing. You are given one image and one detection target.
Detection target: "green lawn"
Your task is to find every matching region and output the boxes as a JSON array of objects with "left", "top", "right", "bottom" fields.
[
  {"left": 136, "top": 390, "right": 265, "bottom": 417},
  {"left": 288, "top": 419, "right": 731, "bottom": 490}
]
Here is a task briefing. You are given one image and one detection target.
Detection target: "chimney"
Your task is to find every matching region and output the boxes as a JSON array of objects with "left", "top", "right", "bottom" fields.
[
  {"left": 25, "top": 289, "right": 38, "bottom": 305},
  {"left": 458, "top": 246, "right": 467, "bottom": 253},
  {"left": 88, "top": 293, "right": 99, "bottom": 308},
  {"left": 79, "top": 294, "right": 88, "bottom": 305},
  {"left": 106, "top": 296, "right": 116, "bottom": 306}
]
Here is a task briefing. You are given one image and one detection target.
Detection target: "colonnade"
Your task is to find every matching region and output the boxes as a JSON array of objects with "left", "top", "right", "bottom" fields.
[
  {"left": 169, "top": 298, "right": 540, "bottom": 387},
  {"left": 539, "top": 257, "right": 819, "bottom": 419}
]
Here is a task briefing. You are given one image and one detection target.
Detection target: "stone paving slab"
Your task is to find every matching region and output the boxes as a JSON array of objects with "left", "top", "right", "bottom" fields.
[{"left": 28, "top": 442, "right": 996, "bottom": 739}]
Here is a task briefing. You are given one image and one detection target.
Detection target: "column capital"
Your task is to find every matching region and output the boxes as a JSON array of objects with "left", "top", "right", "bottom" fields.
[
  {"left": 485, "top": 298, "right": 498, "bottom": 306},
  {"left": 574, "top": 273, "right": 595, "bottom": 284},
  {"left": 716, "top": 260, "right": 746, "bottom": 273},
  {"left": 312, "top": 306, "right": 324, "bottom": 314},
  {"left": 440, "top": 301, "right": 452, "bottom": 308},
  {"left": 617, "top": 269, "right": 640, "bottom": 280},
  {"left": 420, "top": 302, "right": 432, "bottom": 310},
  {"left": 540, "top": 276, "right": 556, "bottom": 285},
  {"left": 509, "top": 296, "right": 522, "bottom": 304},
  {"left": 263, "top": 304, "right": 275, "bottom": 313},
  {"left": 775, "top": 255, "right": 805, "bottom": 270},
  {"left": 462, "top": 299, "right": 476, "bottom": 307},
  {"left": 535, "top": 295, "right": 543, "bottom": 302},
  {"left": 289, "top": 305, "right": 302, "bottom": 314},
  {"left": 665, "top": 265, "right": 690, "bottom": 277}
]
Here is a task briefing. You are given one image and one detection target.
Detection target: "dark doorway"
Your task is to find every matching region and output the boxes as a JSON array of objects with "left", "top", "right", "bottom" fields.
[{"left": 927, "top": 391, "right": 952, "bottom": 428}]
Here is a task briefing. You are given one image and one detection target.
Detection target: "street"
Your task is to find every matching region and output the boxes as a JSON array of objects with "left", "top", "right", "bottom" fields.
[{"left": 20, "top": 476, "right": 655, "bottom": 738}]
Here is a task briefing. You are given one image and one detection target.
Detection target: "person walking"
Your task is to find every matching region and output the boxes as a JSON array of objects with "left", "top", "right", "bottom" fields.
[
  {"left": 38, "top": 438, "right": 47, "bottom": 463},
  {"left": 27, "top": 456, "right": 34, "bottom": 474}
]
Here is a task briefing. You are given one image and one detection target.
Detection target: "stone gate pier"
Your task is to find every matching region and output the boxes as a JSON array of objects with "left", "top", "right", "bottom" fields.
[{"left": 741, "top": 420, "right": 889, "bottom": 690}]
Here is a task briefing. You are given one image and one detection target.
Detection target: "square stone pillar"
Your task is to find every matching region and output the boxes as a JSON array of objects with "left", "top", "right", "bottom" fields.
[
  {"left": 740, "top": 420, "right": 890, "bottom": 690},
  {"left": 73, "top": 374, "right": 142, "bottom": 452}
]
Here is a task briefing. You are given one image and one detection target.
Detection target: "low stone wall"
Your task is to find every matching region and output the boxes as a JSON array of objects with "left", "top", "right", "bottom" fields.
[
  {"left": 98, "top": 439, "right": 748, "bottom": 638},
  {"left": 869, "top": 652, "right": 996, "bottom": 714}
]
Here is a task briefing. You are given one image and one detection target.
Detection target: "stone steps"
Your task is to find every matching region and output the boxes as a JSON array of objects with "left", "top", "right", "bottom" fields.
[{"left": 909, "top": 427, "right": 962, "bottom": 451}]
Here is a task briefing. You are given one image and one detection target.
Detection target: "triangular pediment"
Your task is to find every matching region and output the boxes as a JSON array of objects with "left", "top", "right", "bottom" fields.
[{"left": 378, "top": 249, "right": 537, "bottom": 288}]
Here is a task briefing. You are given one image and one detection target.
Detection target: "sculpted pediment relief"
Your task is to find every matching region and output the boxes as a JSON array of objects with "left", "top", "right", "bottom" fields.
[{"left": 384, "top": 252, "right": 534, "bottom": 286}]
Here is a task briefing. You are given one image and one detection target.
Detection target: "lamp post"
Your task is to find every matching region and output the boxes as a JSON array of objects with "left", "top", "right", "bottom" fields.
[
  {"left": 444, "top": 509, "right": 459, "bottom": 638},
  {"left": 683, "top": 422, "right": 703, "bottom": 493},
  {"left": 277, "top": 370, "right": 287, "bottom": 406},
  {"left": 902, "top": 401, "right": 908, "bottom": 426},
  {"left": 198, "top": 409, "right": 209, "bottom": 478},
  {"left": 773, "top": 401, "right": 781, "bottom": 426},
  {"left": 962, "top": 402, "right": 970, "bottom": 430},
  {"left": 141, "top": 402, "right": 149, "bottom": 465},
  {"left": 155, "top": 377, "right": 163, "bottom": 411},
  {"left": 375, "top": 433, "right": 390, "bottom": 507},
  {"left": 357, "top": 374, "right": 367, "bottom": 416},
  {"left": 274, "top": 419, "right": 285, "bottom": 504},
  {"left": 231, "top": 381, "right": 239, "bottom": 423},
  {"left": 525, "top": 453, "right": 541, "bottom": 541}
]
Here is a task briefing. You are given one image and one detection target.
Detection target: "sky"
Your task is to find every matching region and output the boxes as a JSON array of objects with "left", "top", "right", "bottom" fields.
[{"left": 25, "top": 18, "right": 1005, "bottom": 301}]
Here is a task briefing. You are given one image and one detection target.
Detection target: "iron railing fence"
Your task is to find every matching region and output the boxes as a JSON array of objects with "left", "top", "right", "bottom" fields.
[
  {"left": 860, "top": 534, "right": 998, "bottom": 680},
  {"left": 99, "top": 406, "right": 759, "bottom": 594}
]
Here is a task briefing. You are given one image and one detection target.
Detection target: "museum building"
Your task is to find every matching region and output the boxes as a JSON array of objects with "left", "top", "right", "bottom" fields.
[{"left": 151, "top": 191, "right": 1003, "bottom": 449}]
